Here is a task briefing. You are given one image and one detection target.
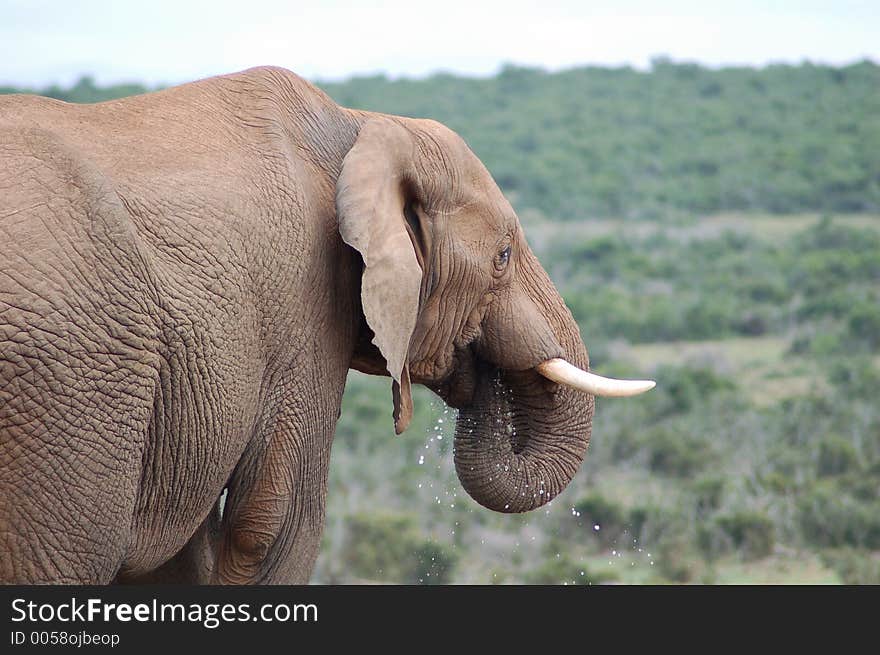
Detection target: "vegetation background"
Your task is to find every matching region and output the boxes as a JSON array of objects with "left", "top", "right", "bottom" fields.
[{"left": 4, "top": 58, "right": 878, "bottom": 583}]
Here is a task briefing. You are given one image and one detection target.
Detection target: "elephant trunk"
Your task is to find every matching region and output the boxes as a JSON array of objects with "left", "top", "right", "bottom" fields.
[
  {"left": 453, "top": 358, "right": 593, "bottom": 513},
  {"left": 453, "top": 247, "right": 595, "bottom": 513}
]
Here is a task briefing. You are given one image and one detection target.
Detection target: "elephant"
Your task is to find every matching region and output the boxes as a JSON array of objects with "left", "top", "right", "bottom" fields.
[{"left": 0, "top": 66, "right": 653, "bottom": 584}]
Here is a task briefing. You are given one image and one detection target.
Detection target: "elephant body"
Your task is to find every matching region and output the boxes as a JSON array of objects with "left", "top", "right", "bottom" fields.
[
  {"left": 1, "top": 67, "right": 649, "bottom": 584},
  {"left": 1, "top": 68, "right": 365, "bottom": 582}
]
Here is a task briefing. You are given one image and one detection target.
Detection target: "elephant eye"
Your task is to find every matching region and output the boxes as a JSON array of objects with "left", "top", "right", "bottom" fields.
[{"left": 495, "top": 245, "right": 511, "bottom": 271}]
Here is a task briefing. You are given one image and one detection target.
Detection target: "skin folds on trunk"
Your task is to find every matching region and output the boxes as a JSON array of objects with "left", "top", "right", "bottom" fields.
[
  {"left": 454, "top": 362, "right": 593, "bottom": 513},
  {"left": 453, "top": 247, "right": 594, "bottom": 513}
]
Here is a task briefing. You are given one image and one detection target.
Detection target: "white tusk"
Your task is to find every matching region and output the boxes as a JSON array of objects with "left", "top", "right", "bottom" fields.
[{"left": 536, "top": 358, "right": 656, "bottom": 397}]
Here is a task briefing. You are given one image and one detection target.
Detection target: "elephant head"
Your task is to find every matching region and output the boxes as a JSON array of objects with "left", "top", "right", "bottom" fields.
[{"left": 337, "top": 116, "right": 654, "bottom": 513}]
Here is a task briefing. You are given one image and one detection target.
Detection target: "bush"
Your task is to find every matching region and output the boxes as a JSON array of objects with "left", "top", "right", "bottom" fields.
[
  {"left": 609, "top": 429, "right": 642, "bottom": 463},
  {"left": 572, "top": 493, "right": 627, "bottom": 546},
  {"left": 526, "top": 556, "right": 619, "bottom": 585},
  {"left": 574, "top": 493, "right": 625, "bottom": 529},
  {"left": 798, "top": 484, "right": 880, "bottom": 549},
  {"left": 806, "top": 331, "right": 846, "bottom": 356},
  {"left": 836, "top": 467, "right": 880, "bottom": 502},
  {"left": 817, "top": 437, "right": 861, "bottom": 478},
  {"left": 692, "top": 476, "right": 726, "bottom": 516},
  {"left": 796, "top": 290, "right": 859, "bottom": 321},
  {"left": 652, "top": 533, "right": 704, "bottom": 583},
  {"left": 645, "top": 429, "right": 715, "bottom": 477},
  {"left": 846, "top": 302, "right": 880, "bottom": 349},
  {"left": 627, "top": 505, "right": 686, "bottom": 548},
  {"left": 820, "top": 548, "right": 880, "bottom": 585},
  {"left": 759, "top": 470, "right": 797, "bottom": 494},
  {"left": 413, "top": 542, "right": 458, "bottom": 585},
  {"left": 829, "top": 359, "right": 880, "bottom": 400},
  {"left": 655, "top": 366, "right": 737, "bottom": 416},
  {"left": 342, "top": 513, "right": 458, "bottom": 584},
  {"left": 715, "top": 511, "right": 776, "bottom": 560}
]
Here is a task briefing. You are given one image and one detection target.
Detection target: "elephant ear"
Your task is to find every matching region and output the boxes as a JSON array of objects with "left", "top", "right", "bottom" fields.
[{"left": 336, "top": 118, "right": 422, "bottom": 434}]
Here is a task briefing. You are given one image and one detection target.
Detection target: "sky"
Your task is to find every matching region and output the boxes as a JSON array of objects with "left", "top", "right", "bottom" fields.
[{"left": 1, "top": 0, "right": 877, "bottom": 87}]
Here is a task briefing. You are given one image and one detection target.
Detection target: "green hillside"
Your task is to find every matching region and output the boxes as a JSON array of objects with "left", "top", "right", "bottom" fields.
[{"left": 323, "top": 60, "right": 880, "bottom": 219}]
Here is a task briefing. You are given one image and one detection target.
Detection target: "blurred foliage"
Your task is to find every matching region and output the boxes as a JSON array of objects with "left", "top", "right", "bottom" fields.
[
  {"left": 715, "top": 511, "right": 776, "bottom": 560},
  {"left": 319, "top": 215, "right": 880, "bottom": 584},
  {"left": 820, "top": 549, "right": 880, "bottom": 585},
  {"left": 324, "top": 59, "right": 880, "bottom": 218},
  {"left": 6, "top": 62, "right": 879, "bottom": 583},
  {"left": 525, "top": 553, "right": 618, "bottom": 585},
  {"left": 0, "top": 75, "right": 150, "bottom": 103},
  {"left": 335, "top": 513, "right": 457, "bottom": 584}
]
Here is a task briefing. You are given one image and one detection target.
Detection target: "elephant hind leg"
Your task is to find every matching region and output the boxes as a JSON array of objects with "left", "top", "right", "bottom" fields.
[
  {"left": 113, "top": 503, "right": 222, "bottom": 584},
  {"left": 212, "top": 410, "right": 334, "bottom": 585}
]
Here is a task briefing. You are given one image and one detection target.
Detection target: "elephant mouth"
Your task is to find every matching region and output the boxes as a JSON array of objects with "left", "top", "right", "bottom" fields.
[
  {"left": 426, "top": 343, "right": 657, "bottom": 413},
  {"left": 423, "top": 343, "right": 479, "bottom": 409},
  {"left": 432, "top": 352, "right": 548, "bottom": 454}
]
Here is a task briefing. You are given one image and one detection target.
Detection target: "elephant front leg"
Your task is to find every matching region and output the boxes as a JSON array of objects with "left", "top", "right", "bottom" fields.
[{"left": 214, "top": 405, "right": 336, "bottom": 584}]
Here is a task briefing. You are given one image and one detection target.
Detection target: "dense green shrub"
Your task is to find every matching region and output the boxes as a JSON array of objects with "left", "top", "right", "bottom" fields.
[
  {"left": 816, "top": 437, "right": 861, "bottom": 478},
  {"left": 798, "top": 484, "right": 880, "bottom": 549},
  {"left": 846, "top": 302, "right": 880, "bottom": 349},
  {"left": 341, "top": 513, "right": 457, "bottom": 583},
  {"left": 759, "top": 470, "right": 798, "bottom": 495},
  {"left": 572, "top": 493, "right": 627, "bottom": 546},
  {"left": 716, "top": 511, "right": 776, "bottom": 560},
  {"left": 526, "top": 556, "right": 618, "bottom": 585},
  {"left": 573, "top": 493, "right": 625, "bottom": 528},
  {"left": 692, "top": 476, "right": 726, "bottom": 516},
  {"left": 651, "top": 533, "right": 704, "bottom": 583},
  {"left": 829, "top": 359, "right": 880, "bottom": 400},
  {"left": 645, "top": 429, "right": 715, "bottom": 477},
  {"left": 652, "top": 366, "right": 737, "bottom": 417},
  {"left": 796, "top": 290, "right": 858, "bottom": 321},
  {"left": 412, "top": 542, "right": 458, "bottom": 585},
  {"left": 835, "top": 465, "right": 880, "bottom": 502},
  {"left": 626, "top": 505, "right": 686, "bottom": 548},
  {"left": 820, "top": 548, "right": 880, "bottom": 585}
]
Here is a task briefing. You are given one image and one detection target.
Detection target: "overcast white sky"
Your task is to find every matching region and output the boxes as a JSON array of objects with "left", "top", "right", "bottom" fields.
[{"left": 1, "top": 0, "right": 877, "bottom": 87}]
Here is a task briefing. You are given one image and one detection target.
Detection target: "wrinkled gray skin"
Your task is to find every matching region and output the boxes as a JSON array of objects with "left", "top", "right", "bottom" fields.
[{"left": 0, "top": 67, "right": 593, "bottom": 584}]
